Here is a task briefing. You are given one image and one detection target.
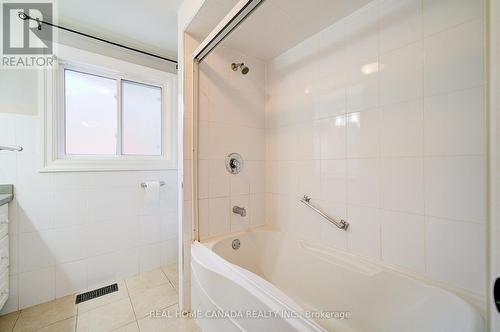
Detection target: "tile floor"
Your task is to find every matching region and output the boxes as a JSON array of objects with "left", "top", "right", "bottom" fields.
[{"left": 0, "top": 264, "right": 200, "bottom": 332}]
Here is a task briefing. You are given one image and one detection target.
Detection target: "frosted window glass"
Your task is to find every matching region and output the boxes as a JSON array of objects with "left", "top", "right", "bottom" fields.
[
  {"left": 122, "top": 81, "right": 162, "bottom": 156},
  {"left": 65, "top": 70, "right": 118, "bottom": 155}
]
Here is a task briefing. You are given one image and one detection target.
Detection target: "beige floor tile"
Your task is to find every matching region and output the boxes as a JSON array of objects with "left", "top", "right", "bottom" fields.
[
  {"left": 77, "top": 281, "right": 129, "bottom": 314},
  {"left": 129, "top": 283, "right": 178, "bottom": 319},
  {"left": 137, "top": 308, "right": 199, "bottom": 332},
  {"left": 76, "top": 298, "right": 135, "bottom": 332},
  {"left": 0, "top": 311, "right": 20, "bottom": 332},
  {"left": 36, "top": 317, "right": 76, "bottom": 332},
  {"left": 161, "top": 264, "right": 179, "bottom": 290},
  {"left": 14, "top": 295, "right": 77, "bottom": 332},
  {"left": 125, "top": 269, "right": 168, "bottom": 294},
  {"left": 110, "top": 321, "right": 139, "bottom": 332}
]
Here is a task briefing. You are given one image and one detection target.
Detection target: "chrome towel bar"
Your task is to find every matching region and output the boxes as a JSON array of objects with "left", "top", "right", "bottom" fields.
[
  {"left": 0, "top": 145, "right": 23, "bottom": 152},
  {"left": 300, "top": 195, "right": 349, "bottom": 231}
]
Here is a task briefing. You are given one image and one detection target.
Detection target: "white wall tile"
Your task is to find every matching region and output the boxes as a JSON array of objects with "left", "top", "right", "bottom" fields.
[
  {"left": 346, "top": 64, "right": 379, "bottom": 113},
  {"left": 423, "top": 0, "right": 483, "bottom": 36},
  {"left": 347, "top": 205, "right": 381, "bottom": 259},
  {"left": 19, "top": 231, "right": 54, "bottom": 273},
  {"left": 380, "top": 0, "right": 422, "bottom": 53},
  {"left": 320, "top": 160, "right": 347, "bottom": 203},
  {"left": 381, "top": 211, "right": 425, "bottom": 272},
  {"left": 140, "top": 214, "right": 162, "bottom": 245},
  {"left": 424, "top": 19, "right": 484, "bottom": 96},
  {"left": 86, "top": 172, "right": 141, "bottom": 189},
  {"left": 208, "top": 197, "right": 230, "bottom": 237},
  {"left": 208, "top": 159, "right": 230, "bottom": 198},
  {"left": 380, "top": 42, "right": 423, "bottom": 105},
  {"left": 347, "top": 158, "right": 380, "bottom": 208},
  {"left": 425, "top": 156, "right": 486, "bottom": 222},
  {"left": 49, "top": 226, "right": 87, "bottom": 264},
  {"left": 0, "top": 155, "right": 17, "bottom": 185},
  {"left": 426, "top": 217, "right": 485, "bottom": 295},
  {"left": 160, "top": 239, "right": 178, "bottom": 266},
  {"left": 315, "top": 77, "right": 346, "bottom": 119},
  {"left": 317, "top": 116, "right": 347, "bottom": 159},
  {"left": 87, "top": 188, "right": 139, "bottom": 222},
  {"left": 52, "top": 190, "right": 88, "bottom": 228},
  {"left": 17, "top": 192, "right": 53, "bottom": 233},
  {"left": 247, "top": 161, "right": 265, "bottom": 194},
  {"left": 230, "top": 172, "right": 250, "bottom": 196},
  {"left": 347, "top": 110, "right": 380, "bottom": 158},
  {"left": 53, "top": 173, "right": 87, "bottom": 191},
  {"left": 380, "top": 100, "right": 423, "bottom": 156},
  {"left": 19, "top": 267, "right": 55, "bottom": 309},
  {"left": 249, "top": 194, "right": 265, "bottom": 227},
  {"left": 298, "top": 160, "right": 321, "bottom": 199},
  {"left": 0, "top": 114, "right": 16, "bottom": 146},
  {"left": 424, "top": 87, "right": 485, "bottom": 156},
  {"left": 114, "top": 248, "right": 140, "bottom": 281},
  {"left": 139, "top": 243, "right": 161, "bottom": 273},
  {"left": 160, "top": 211, "right": 178, "bottom": 241},
  {"left": 55, "top": 260, "right": 87, "bottom": 298},
  {"left": 381, "top": 158, "right": 424, "bottom": 214},
  {"left": 86, "top": 253, "right": 117, "bottom": 290}
]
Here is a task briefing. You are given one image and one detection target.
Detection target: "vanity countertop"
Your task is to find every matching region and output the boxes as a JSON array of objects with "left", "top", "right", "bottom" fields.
[{"left": 0, "top": 185, "right": 13, "bottom": 206}]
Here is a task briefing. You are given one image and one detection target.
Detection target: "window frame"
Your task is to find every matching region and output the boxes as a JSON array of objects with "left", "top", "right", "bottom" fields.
[{"left": 40, "top": 44, "right": 177, "bottom": 172}]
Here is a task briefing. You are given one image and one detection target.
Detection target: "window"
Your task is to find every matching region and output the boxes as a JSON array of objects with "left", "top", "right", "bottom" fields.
[
  {"left": 65, "top": 70, "right": 118, "bottom": 155},
  {"left": 121, "top": 80, "right": 162, "bottom": 156},
  {"left": 41, "top": 45, "right": 177, "bottom": 171},
  {"left": 63, "top": 70, "right": 163, "bottom": 156}
]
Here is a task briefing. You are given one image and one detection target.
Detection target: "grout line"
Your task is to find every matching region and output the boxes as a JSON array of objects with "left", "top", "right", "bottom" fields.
[
  {"left": 75, "top": 306, "right": 78, "bottom": 332},
  {"left": 122, "top": 278, "right": 138, "bottom": 322},
  {"left": 10, "top": 310, "right": 21, "bottom": 332},
  {"left": 421, "top": 0, "right": 428, "bottom": 276}
]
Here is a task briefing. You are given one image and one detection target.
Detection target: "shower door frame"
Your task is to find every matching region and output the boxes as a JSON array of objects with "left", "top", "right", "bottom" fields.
[
  {"left": 178, "top": 0, "right": 265, "bottom": 313},
  {"left": 189, "top": 0, "right": 265, "bottom": 243}
]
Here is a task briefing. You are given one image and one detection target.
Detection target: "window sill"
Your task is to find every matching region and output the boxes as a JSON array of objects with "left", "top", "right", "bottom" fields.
[{"left": 40, "top": 158, "right": 177, "bottom": 172}]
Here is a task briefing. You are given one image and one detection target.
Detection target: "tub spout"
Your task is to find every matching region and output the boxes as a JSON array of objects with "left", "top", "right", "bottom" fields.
[{"left": 232, "top": 206, "right": 246, "bottom": 217}]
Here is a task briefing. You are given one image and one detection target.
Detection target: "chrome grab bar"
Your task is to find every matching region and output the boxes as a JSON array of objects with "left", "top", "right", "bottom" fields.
[
  {"left": 0, "top": 145, "right": 23, "bottom": 152},
  {"left": 300, "top": 195, "right": 349, "bottom": 231}
]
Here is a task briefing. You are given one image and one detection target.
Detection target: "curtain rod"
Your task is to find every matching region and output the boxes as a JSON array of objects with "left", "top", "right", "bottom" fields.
[{"left": 18, "top": 12, "right": 178, "bottom": 66}]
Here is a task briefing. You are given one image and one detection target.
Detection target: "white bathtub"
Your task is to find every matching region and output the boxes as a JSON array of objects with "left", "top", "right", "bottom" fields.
[{"left": 191, "top": 228, "right": 484, "bottom": 332}]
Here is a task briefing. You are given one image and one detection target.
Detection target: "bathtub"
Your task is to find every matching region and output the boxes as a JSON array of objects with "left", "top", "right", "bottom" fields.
[{"left": 191, "top": 228, "right": 484, "bottom": 332}]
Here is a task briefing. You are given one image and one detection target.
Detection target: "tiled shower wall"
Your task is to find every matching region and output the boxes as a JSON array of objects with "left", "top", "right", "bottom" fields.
[
  {"left": 265, "top": 0, "right": 486, "bottom": 297},
  {"left": 197, "top": 45, "right": 266, "bottom": 240},
  {"left": 0, "top": 72, "right": 178, "bottom": 313}
]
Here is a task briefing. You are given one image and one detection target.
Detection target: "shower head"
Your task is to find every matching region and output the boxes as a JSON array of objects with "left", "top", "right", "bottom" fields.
[{"left": 231, "top": 62, "right": 249, "bottom": 75}]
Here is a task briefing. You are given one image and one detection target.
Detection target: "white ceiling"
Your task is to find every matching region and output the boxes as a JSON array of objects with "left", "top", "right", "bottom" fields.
[
  {"left": 58, "top": 0, "right": 183, "bottom": 60},
  {"left": 186, "top": 0, "right": 239, "bottom": 43},
  {"left": 187, "top": 0, "right": 372, "bottom": 60}
]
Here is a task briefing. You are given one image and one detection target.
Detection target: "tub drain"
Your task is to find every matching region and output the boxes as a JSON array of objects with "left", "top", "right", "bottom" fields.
[{"left": 232, "top": 239, "right": 241, "bottom": 250}]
